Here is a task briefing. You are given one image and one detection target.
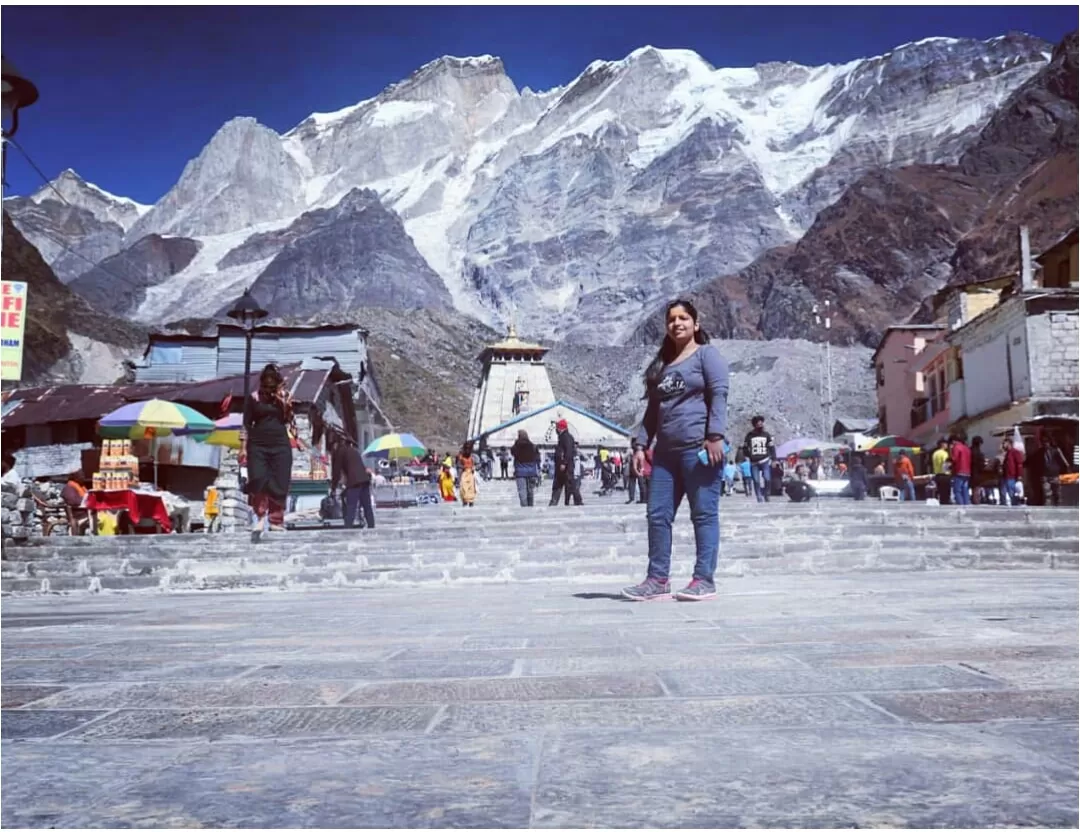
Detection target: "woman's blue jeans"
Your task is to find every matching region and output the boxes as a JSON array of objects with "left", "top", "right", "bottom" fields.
[{"left": 646, "top": 447, "right": 723, "bottom": 583}]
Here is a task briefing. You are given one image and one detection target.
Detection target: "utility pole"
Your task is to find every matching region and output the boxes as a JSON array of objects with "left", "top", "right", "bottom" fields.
[
  {"left": 2, "top": 57, "right": 40, "bottom": 383},
  {"left": 812, "top": 301, "right": 834, "bottom": 438},
  {"left": 825, "top": 299, "right": 834, "bottom": 436}
]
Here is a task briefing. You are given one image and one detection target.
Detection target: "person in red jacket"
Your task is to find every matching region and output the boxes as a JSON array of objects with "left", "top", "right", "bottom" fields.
[
  {"left": 1000, "top": 437, "right": 1025, "bottom": 506},
  {"left": 949, "top": 435, "right": 972, "bottom": 506}
]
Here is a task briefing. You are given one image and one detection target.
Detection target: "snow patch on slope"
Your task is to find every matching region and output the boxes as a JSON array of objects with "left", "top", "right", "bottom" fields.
[
  {"left": 368, "top": 100, "right": 438, "bottom": 128},
  {"left": 131, "top": 219, "right": 292, "bottom": 323},
  {"left": 78, "top": 179, "right": 152, "bottom": 216},
  {"left": 628, "top": 56, "right": 864, "bottom": 194}
]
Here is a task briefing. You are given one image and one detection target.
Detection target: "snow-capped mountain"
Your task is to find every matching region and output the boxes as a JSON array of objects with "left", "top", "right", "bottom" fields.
[
  {"left": 5, "top": 169, "right": 150, "bottom": 283},
  {"left": 28, "top": 168, "right": 150, "bottom": 229},
  {"left": 7, "top": 34, "right": 1053, "bottom": 341}
]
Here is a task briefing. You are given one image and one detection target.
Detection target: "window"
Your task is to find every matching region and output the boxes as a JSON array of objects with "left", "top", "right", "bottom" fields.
[
  {"left": 911, "top": 398, "right": 929, "bottom": 428},
  {"left": 927, "top": 374, "right": 938, "bottom": 416},
  {"left": 935, "top": 369, "right": 947, "bottom": 415},
  {"left": 149, "top": 344, "right": 184, "bottom": 365},
  {"left": 947, "top": 354, "right": 964, "bottom": 384}
]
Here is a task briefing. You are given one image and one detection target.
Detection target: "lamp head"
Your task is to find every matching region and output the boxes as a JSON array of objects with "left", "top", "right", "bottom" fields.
[
  {"left": 2, "top": 56, "right": 39, "bottom": 138},
  {"left": 227, "top": 289, "right": 268, "bottom": 327}
]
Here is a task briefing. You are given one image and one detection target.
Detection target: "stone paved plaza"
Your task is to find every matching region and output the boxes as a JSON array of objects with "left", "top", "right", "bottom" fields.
[{"left": 1, "top": 571, "right": 1077, "bottom": 827}]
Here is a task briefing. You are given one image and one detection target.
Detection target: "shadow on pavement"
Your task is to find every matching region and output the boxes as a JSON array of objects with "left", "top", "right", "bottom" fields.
[{"left": 572, "top": 592, "right": 628, "bottom": 601}]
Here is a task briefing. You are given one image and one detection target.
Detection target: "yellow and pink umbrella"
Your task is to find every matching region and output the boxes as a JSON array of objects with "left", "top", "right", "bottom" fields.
[{"left": 363, "top": 432, "right": 426, "bottom": 460}]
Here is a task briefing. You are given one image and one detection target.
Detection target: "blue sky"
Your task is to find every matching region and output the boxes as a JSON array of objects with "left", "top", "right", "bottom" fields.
[{"left": 3, "top": 6, "right": 1075, "bottom": 204}]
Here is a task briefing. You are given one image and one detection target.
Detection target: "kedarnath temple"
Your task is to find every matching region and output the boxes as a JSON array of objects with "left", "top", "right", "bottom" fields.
[{"left": 466, "top": 324, "right": 631, "bottom": 452}]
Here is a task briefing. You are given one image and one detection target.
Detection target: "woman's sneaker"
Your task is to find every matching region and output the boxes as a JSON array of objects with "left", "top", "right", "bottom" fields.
[
  {"left": 621, "top": 577, "right": 671, "bottom": 601},
  {"left": 675, "top": 579, "right": 717, "bottom": 601}
]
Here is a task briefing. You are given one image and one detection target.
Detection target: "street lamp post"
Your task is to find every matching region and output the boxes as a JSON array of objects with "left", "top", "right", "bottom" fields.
[
  {"left": 812, "top": 301, "right": 834, "bottom": 437},
  {"left": 227, "top": 288, "right": 268, "bottom": 488},
  {"left": 1, "top": 56, "right": 39, "bottom": 265}
]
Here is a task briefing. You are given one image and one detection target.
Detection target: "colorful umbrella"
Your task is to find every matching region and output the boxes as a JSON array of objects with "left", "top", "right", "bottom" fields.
[
  {"left": 775, "top": 438, "right": 823, "bottom": 458},
  {"left": 98, "top": 399, "right": 215, "bottom": 487},
  {"left": 203, "top": 413, "right": 243, "bottom": 449},
  {"left": 797, "top": 441, "right": 847, "bottom": 459},
  {"left": 363, "top": 432, "right": 426, "bottom": 460},
  {"left": 866, "top": 435, "right": 922, "bottom": 455},
  {"left": 98, "top": 399, "right": 214, "bottom": 440}
]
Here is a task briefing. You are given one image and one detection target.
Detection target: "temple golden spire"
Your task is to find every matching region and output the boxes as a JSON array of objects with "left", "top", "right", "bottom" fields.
[{"left": 478, "top": 308, "right": 547, "bottom": 358}]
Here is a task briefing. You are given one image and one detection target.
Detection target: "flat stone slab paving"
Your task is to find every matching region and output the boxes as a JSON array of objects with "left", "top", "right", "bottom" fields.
[{"left": 1, "top": 572, "right": 1076, "bottom": 828}]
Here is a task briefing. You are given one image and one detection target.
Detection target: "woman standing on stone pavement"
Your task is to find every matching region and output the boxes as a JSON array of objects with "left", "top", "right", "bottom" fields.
[
  {"left": 242, "top": 363, "right": 296, "bottom": 534},
  {"left": 623, "top": 299, "right": 729, "bottom": 602},
  {"left": 510, "top": 429, "right": 541, "bottom": 507}
]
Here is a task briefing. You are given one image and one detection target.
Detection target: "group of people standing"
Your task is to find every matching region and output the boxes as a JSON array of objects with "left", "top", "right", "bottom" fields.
[
  {"left": 507, "top": 420, "right": 585, "bottom": 507},
  {"left": 925, "top": 433, "right": 1071, "bottom": 507}
]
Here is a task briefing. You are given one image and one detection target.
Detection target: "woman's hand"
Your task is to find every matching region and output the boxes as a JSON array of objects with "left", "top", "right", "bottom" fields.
[
  {"left": 633, "top": 449, "right": 646, "bottom": 477},
  {"left": 704, "top": 437, "right": 724, "bottom": 467}
]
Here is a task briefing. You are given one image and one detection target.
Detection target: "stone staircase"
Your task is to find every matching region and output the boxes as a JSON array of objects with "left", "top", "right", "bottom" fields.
[{"left": 2, "top": 479, "right": 1077, "bottom": 595}]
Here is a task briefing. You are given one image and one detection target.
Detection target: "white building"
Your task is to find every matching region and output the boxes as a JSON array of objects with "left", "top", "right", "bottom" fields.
[
  {"left": 467, "top": 326, "right": 630, "bottom": 451},
  {"left": 947, "top": 287, "right": 1078, "bottom": 441}
]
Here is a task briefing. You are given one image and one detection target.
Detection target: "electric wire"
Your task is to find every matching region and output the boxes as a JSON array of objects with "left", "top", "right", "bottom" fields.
[
  {"left": 3, "top": 138, "right": 162, "bottom": 302},
  {"left": 6, "top": 137, "right": 73, "bottom": 207}
]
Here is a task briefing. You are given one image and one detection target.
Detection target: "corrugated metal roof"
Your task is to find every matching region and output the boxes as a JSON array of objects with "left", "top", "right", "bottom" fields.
[
  {"left": 1, "top": 398, "right": 22, "bottom": 420},
  {"left": 291, "top": 370, "right": 329, "bottom": 404},
  {"left": 1036, "top": 227, "right": 1079, "bottom": 262},
  {"left": 219, "top": 322, "right": 369, "bottom": 336},
  {"left": 217, "top": 329, "right": 363, "bottom": 379},
  {"left": 1, "top": 365, "right": 350, "bottom": 429},
  {"left": 1, "top": 384, "right": 170, "bottom": 428}
]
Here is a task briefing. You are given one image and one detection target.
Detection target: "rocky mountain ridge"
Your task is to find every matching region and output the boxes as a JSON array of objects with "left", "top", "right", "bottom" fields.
[
  {"left": 632, "top": 30, "right": 1078, "bottom": 346},
  {"left": 4, "top": 169, "right": 149, "bottom": 284},
  {"left": 1, "top": 215, "right": 146, "bottom": 386},
  {"left": 6, "top": 34, "right": 1057, "bottom": 345}
]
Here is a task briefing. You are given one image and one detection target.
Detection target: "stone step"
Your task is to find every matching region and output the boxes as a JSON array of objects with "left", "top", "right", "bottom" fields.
[
  {"left": 4, "top": 535, "right": 1077, "bottom": 590},
  {"left": 3, "top": 542, "right": 1077, "bottom": 596},
  {"left": 7, "top": 524, "right": 1079, "bottom": 562},
  {"left": 4, "top": 498, "right": 1075, "bottom": 596},
  {"left": 12, "top": 514, "right": 1078, "bottom": 559},
  {"left": 16, "top": 504, "right": 1079, "bottom": 541}
]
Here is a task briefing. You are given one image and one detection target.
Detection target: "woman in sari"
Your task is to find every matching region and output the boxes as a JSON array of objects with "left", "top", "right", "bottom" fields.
[
  {"left": 457, "top": 441, "right": 478, "bottom": 507},
  {"left": 438, "top": 465, "right": 457, "bottom": 502}
]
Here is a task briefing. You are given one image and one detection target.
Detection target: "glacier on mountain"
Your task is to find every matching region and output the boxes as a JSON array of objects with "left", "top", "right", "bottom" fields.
[{"left": 6, "top": 34, "right": 1053, "bottom": 344}]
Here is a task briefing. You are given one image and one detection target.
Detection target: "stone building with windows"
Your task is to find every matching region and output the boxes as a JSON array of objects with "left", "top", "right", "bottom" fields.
[
  {"left": 874, "top": 227, "right": 1079, "bottom": 449},
  {"left": 870, "top": 325, "right": 948, "bottom": 438},
  {"left": 944, "top": 227, "right": 1078, "bottom": 442}
]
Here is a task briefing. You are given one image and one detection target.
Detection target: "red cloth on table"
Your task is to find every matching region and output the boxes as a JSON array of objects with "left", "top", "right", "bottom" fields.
[{"left": 85, "top": 490, "right": 172, "bottom": 533}]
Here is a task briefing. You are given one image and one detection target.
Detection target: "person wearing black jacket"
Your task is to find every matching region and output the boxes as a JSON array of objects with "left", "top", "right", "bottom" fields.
[
  {"left": 549, "top": 419, "right": 584, "bottom": 506},
  {"left": 742, "top": 415, "right": 775, "bottom": 503},
  {"left": 331, "top": 433, "right": 375, "bottom": 529},
  {"left": 970, "top": 436, "right": 987, "bottom": 504},
  {"left": 510, "top": 430, "right": 541, "bottom": 507},
  {"left": 848, "top": 454, "right": 869, "bottom": 501},
  {"left": 1039, "top": 435, "right": 1071, "bottom": 507}
]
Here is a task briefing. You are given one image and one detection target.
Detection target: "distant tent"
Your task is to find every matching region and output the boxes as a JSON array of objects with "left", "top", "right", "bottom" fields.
[{"left": 832, "top": 417, "right": 879, "bottom": 439}]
